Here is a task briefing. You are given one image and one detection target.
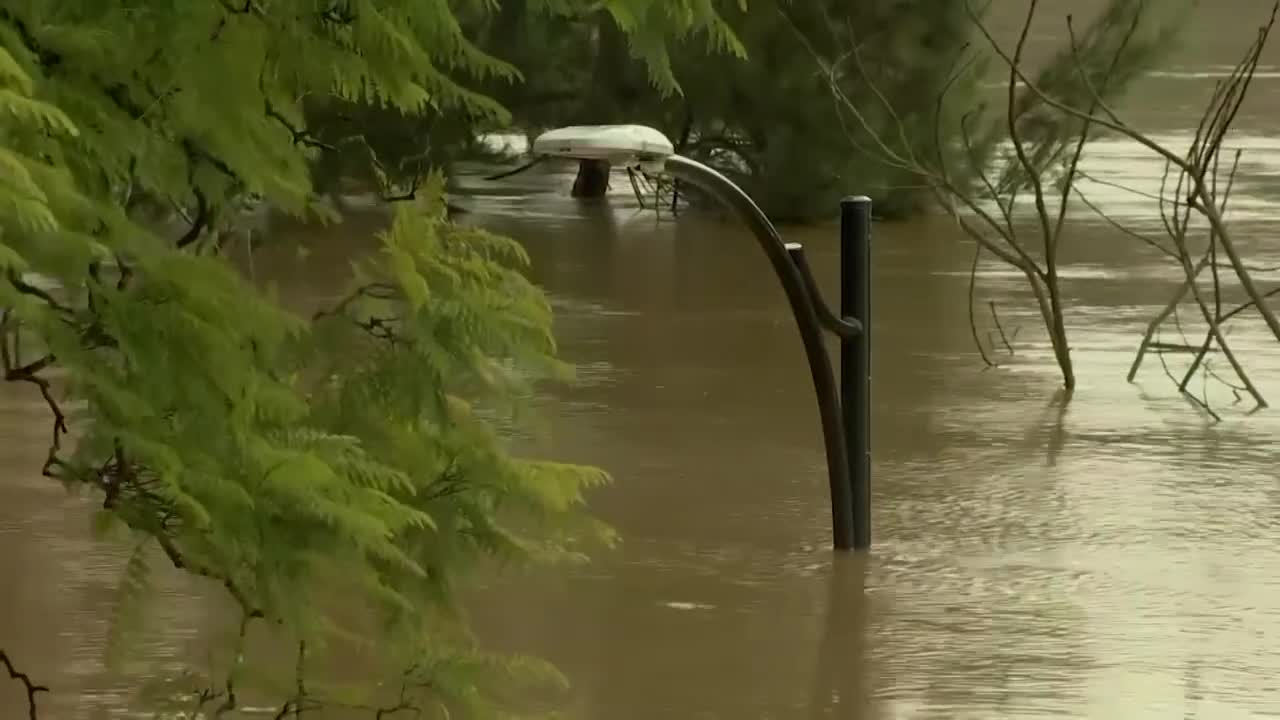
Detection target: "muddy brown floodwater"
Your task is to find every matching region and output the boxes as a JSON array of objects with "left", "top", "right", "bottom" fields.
[{"left": 7, "top": 2, "right": 1280, "bottom": 717}]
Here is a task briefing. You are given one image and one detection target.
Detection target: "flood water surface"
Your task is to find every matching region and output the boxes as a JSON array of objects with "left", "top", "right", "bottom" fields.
[
  {"left": 454, "top": 178, "right": 1280, "bottom": 720},
  {"left": 7, "top": 2, "right": 1280, "bottom": 717}
]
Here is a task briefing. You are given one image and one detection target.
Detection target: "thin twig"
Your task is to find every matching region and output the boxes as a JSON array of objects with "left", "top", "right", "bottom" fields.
[
  {"left": 1155, "top": 328, "right": 1222, "bottom": 422},
  {"left": 1072, "top": 187, "right": 1178, "bottom": 259},
  {"left": 1005, "top": 0, "right": 1055, "bottom": 280},
  {"left": 2, "top": 317, "right": 68, "bottom": 471},
  {"left": 968, "top": 243, "right": 996, "bottom": 367},
  {"left": 1, "top": 650, "right": 49, "bottom": 720},
  {"left": 7, "top": 271, "right": 72, "bottom": 314},
  {"left": 293, "top": 641, "right": 307, "bottom": 718},
  {"left": 1180, "top": 149, "right": 1243, "bottom": 391},
  {"left": 989, "top": 301, "right": 1016, "bottom": 355},
  {"left": 1075, "top": 169, "right": 1168, "bottom": 204},
  {"left": 215, "top": 613, "right": 251, "bottom": 717},
  {"left": 1220, "top": 286, "right": 1280, "bottom": 323},
  {"left": 961, "top": 111, "right": 1014, "bottom": 239},
  {"left": 1129, "top": 278, "right": 1193, "bottom": 381}
]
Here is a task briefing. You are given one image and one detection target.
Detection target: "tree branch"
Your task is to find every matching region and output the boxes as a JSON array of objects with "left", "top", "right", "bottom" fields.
[
  {"left": 967, "top": 243, "right": 996, "bottom": 367},
  {"left": 0, "top": 650, "right": 49, "bottom": 720},
  {"left": 155, "top": 535, "right": 264, "bottom": 619},
  {"left": 262, "top": 75, "right": 334, "bottom": 152},
  {"left": 7, "top": 271, "right": 72, "bottom": 315},
  {"left": 1005, "top": 0, "right": 1056, "bottom": 277},
  {"left": 214, "top": 613, "right": 252, "bottom": 718},
  {"left": 312, "top": 283, "right": 401, "bottom": 322},
  {"left": 176, "top": 187, "right": 212, "bottom": 249},
  {"left": 2, "top": 315, "right": 68, "bottom": 474}
]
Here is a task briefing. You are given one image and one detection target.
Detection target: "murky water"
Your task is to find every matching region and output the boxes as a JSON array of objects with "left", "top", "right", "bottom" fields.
[{"left": 7, "top": 2, "right": 1280, "bottom": 717}]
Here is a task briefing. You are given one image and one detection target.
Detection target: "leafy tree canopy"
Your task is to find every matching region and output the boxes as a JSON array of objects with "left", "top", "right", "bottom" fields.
[{"left": 0, "top": 0, "right": 734, "bottom": 716}]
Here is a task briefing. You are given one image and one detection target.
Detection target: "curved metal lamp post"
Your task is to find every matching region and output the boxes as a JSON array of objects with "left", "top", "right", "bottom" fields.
[{"left": 531, "top": 125, "right": 871, "bottom": 551}]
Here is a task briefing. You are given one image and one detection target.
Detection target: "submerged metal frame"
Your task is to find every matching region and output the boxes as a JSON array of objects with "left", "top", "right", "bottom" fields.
[
  {"left": 663, "top": 155, "right": 857, "bottom": 550},
  {"left": 522, "top": 128, "right": 873, "bottom": 551}
]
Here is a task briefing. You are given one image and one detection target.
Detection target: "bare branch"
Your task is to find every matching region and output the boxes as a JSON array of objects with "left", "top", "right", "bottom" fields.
[
  {"left": 989, "top": 301, "right": 1016, "bottom": 355},
  {"left": 1220, "top": 286, "right": 1280, "bottom": 324},
  {"left": 265, "top": 101, "right": 335, "bottom": 151},
  {"left": 214, "top": 613, "right": 252, "bottom": 717},
  {"left": 1056, "top": 6, "right": 1144, "bottom": 243},
  {"left": 312, "top": 283, "right": 401, "bottom": 322},
  {"left": 0, "top": 650, "right": 49, "bottom": 720},
  {"left": 7, "top": 270, "right": 72, "bottom": 314},
  {"left": 967, "top": 243, "right": 996, "bottom": 367},
  {"left": 961, "top": 111, "right": 1014, "bottom": 239},
  {"left": 2, "top": 315, "right": 68, "bottom": 473},
  {"left": 1075, "top": 168, "right": 1167, "bottom": 204},
  {"left": 294, "top": 641, "right": 307, "bottom": 718},
  {"left": 1072, "top": 187, "right": 1177, "bottom": 259},
  {"left": 1004, "top": 0, "right": 1056, "bottom": 277}
]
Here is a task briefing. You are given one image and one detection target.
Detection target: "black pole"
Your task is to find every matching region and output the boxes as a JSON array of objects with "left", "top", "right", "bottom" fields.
[
  {"left": 665, "top": 155, "right": 855, "bottom": 551},
  {"left": 841, "top": 197, "right": 872, "bottom": 550}
]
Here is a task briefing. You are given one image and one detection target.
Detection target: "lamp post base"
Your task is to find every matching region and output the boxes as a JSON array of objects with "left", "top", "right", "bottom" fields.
[{"left": 571, "top": 159, "right": 611, "bottom": 198}]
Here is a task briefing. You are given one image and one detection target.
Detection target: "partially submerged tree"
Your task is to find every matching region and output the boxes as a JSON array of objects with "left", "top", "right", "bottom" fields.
[
  {"left": 789, "top": 0, "right": 1190, "bottom": 390},
  {"left": 0, "top": 0, "right": 731, "bottom": 716},
  {"left": 800, "top": 0, "right": 1280, "bottom": 416},
  {"left": 678, "top": 0, "right": 981, "bottom": 221},
  {"left": 1097, "top": 5, "right": 1280, "bottom": 416}
]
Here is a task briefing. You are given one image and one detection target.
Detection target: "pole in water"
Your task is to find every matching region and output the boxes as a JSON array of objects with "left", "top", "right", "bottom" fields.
[
  {"left": 664, "top": 156, "right": 854, "bottom": 552},
  {"left": 841, "top": 197, "right": 873, "bottom": 550},
  {"left": 785, "top": 241, "right": 856, "bottom": 551}
]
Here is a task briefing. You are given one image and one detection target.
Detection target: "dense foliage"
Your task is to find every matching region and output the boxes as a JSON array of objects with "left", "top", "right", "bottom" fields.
[
  {"left": 346, "top": 0, "right": 1188, "bottom": 224},
  {"left": 389, "top": 0, "right": 978, "bottom": 220},
  {"left": 669, "top": 0, "right": 979, "bottom": 220},
  {"left": 0, "top": 0, "right": 733, "bottom": 716}
]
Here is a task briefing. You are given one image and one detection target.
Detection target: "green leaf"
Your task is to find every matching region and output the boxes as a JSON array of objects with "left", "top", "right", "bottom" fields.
[
  {"left": 0, "top": 47, "right": 33, "bottom": 94},
  {"left": 0, "top": 89, "right": 79, "bottom": 135}
]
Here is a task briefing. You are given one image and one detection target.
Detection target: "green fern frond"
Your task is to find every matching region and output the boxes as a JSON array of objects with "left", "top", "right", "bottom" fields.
[
  {"left": 0, "top": 47, "right": 33, "bottom": 93},
  {"left": 335, "top": 455, "right": 418, "bottom": 494},
  {"left": 0, "top": 89, "right": 78, "bottom": 135},
  {"left": 511, "top": 460, "right": 612, "bottom": 513}
]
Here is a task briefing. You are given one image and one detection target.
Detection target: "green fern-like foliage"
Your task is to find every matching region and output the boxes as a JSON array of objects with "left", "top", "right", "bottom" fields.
[{"left": 0, "top": 1, "right": 727, "bottom": 716}]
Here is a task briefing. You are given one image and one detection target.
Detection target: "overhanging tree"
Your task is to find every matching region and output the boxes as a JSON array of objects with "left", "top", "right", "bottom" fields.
[
  {"left": 307, "top": 0, "right": 746, "bottom": 202},
  {"left": 0, "top": 0, "right": 733, "bottom": 716},
  {"left": 304, "top": 0, "right": 979, "bottom": 219}
]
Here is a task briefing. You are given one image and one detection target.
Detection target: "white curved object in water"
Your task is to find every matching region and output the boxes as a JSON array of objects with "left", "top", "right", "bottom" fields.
[{"left": 531, "top": 124, "right": 675, "bottom": 165}]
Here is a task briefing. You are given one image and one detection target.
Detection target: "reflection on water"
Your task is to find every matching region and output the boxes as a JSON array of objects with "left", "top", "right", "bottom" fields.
[{"left": 8, "top": 3, "right": 1280, "bottom": 717}]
